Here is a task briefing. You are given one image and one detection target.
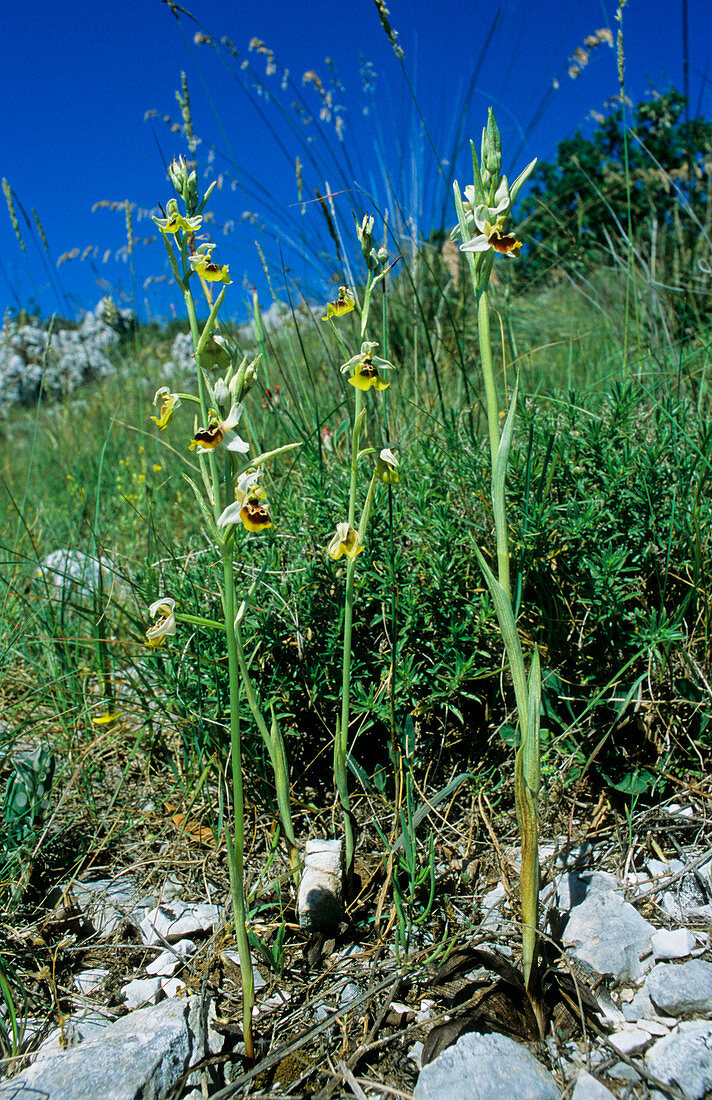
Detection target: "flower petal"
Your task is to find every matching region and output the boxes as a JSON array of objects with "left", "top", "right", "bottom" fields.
[
  {"left": 224, "top": 432, "right": 250, "bottom": 454},
  {"left": 459, "top": 234, "right": 492, "bottom": 254},
  {"left": 217, "top": 501, "right": 244, "bottom": 528}
]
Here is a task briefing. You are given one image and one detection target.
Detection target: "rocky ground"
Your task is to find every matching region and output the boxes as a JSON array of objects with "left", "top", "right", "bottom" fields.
[
  {"left": 0, "top": 300, "right": 136, "bottom": 412},
  {"left": 1, "top": 782, "right": 711, "bottom": 1100}
]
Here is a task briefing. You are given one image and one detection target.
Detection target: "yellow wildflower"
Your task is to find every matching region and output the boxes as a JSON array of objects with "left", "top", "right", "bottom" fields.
[
  {"left": 341, "top": 341, "right": 395, "bottom": 391},
  {"left": 323, "top": 286, "right": 355, "bottom": 320},
  {"left": 328, "top": 522, "right": 364, "bottom": 561},
  {"left": 150, "top": 387, "right": 181, "bottom": 430}
]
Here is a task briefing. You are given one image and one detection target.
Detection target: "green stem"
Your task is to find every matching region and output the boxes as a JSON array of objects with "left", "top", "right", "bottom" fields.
[
  {"left": 337, "top": 555, "right": 357, "bottom": 875},
  {"left": 182, "top": 282, "right": 225, "bottom": 522},
  {"left": 234, "top": 619, "right": 299, "bottom": 884},
  {"left": 221, "top": 551, "right": 254, "bottom": 1060},
  {"left": 477, "top": 280, "right": 511, "bottom": 599},
  {"left": 476, "top": 283, "right": 501, "bottom": 480},
  {"left": 336, "top": 361, "right": 367, "bottom": 878},
  {"left": 334, "top": 269, "right": 383, "bottom": 879}
]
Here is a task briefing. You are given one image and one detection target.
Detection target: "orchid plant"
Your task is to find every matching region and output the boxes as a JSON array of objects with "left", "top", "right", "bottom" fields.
[
  {"left": 144, "top": 156, "right": 300, "bottom": 1058},
  {"left": 323, "top": 216, "right": 399, "bottom": 882},
  {"left": 452, "top": 112, "right": 545, "bottom": 1033}
]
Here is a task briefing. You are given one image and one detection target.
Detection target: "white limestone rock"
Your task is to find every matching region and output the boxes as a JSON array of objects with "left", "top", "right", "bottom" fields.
[
  {"left": 647, "top": 1020, "right": 712, "bottom": 1100},
  {"left": 646, "top": 959, "right": 712, "bottom": 1016},
  {"left": 33, "top": 1011, "right": 113, "bottom": 1061},
  {"left": 414, "top": 1033, "right": 560, "bottom": 1100},
  {"left": 609, "top": 1026, "right": 652, "bottom": 1054},
  {"left": 74, "top": 968, "right": 110, "bottom": 994},
  {"left": 66, "top": 874, "right": 156, "bottom": 939},
  {"left": 121, "top": 976, "right": 163, "bottom": 1009},
  {"left": 571, "top": 1071, "right": 617, "bottom": 1099},
  {"left": 651, "top": 928, "right": 696, "bottom": 960},
  {"left": 563, "top": 888, "right": 655, "bottom": 982},
  {"left": 0, "top": 997, "right": 209, "bottom": 1100},
  {"left": 297, "top": 838, "right": 344, "bottom": 932},
  {"left": 140, "top": 900, "right": 222, "bottom": 945},
  {"left": 146, "top": 939, "right": 196, "bottom": 976},
  {"left": 160, "top": 977, "right": 186, "bottom": 998}
]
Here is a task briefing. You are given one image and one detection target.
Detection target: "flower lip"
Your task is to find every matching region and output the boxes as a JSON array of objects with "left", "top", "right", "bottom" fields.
[
  {"left": 240, "top": 495, "right": 272, "bottom": 532},
  {"left": 490, "top": 231, "right": 521, "bottom": 256},
  {"left": 190, "top": 404, "right": 249, "bottom": 454}
]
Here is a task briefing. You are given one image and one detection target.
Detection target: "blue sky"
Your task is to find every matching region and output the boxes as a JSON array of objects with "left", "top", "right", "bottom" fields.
[{"left": 2, "top": 0, "right": 711, "bottom": 322}]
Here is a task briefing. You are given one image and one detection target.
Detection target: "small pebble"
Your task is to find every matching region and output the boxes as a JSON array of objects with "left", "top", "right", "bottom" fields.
[
  {"left": 609, "top": 1026, "right": 651, "bottom": 1054},
  {"left": 121, "top": 976, "right": 163, "bottom": 1008},
  {"left": 571, "top": 1070, "right": 617, "bottom": 1099},
  {"left": 160, "top": 977, "right": 185, "bottom": 998},
  {"left": 651, "top": 928, "right": 695, "bottom": 960},
  {"left": 146, "top": 938, "right": 196, "bottom": 976},
  {"left": 74, "top": 968, "right": 109, "bottom": 994}
]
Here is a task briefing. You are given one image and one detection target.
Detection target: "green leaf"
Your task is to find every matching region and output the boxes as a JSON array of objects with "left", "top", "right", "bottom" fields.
[
  {"left": 524, "top": 646, "right": 541, "bottom": 799},
  {"left": 248, "top": 441, "right": 302, "bottom": 467},
  {"left": 608, "top": 768, "right": 657, "bottom": 796},
  {"left": 498, "top": 724, "right": 518, "bottom": 747},
  {"left": 182, "top": 474, "right": 221, "bottom": 542},
  {"left": 492, "top": 376, "right": 519, "bottom": 548},
  {"left": 469, "top": 138, "right": 487, "bottom": 205},
  {"left": 473, "top": 546, "right": 528, "bottom": 730}
]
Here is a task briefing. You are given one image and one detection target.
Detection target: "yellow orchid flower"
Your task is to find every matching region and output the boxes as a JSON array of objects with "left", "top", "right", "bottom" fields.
[
  {"left": 218, "top": 470, "right": 273, "bottom": 533},
  {"left": 322, "top": 286, "right": 355, "bottom": 320},
  {"left": 189, "top": 244, "right": 232, "bottom": 284},
  {"left": 328, "top": 522, "right": 364, "bottom": 561},
  {"left": 189, "top": 404, "right": 249, "bottom": 454},
  {"left": 239, "top": 490, "right": 272, "bottom": 533},
  {"left": 341, "top": 341, "right": 395, "bottom": 392},
  {"left": 152, "top": 200, "right": 202, "bottom": 236},
  {"left": 460, "top": 208, "right": 522, "bottom": 258},
  {"left": 150, "top": 386, "right": 182, "bottom": 430},
  {"left": 456, "top": 183, "right": 523, "bottom": 259},
  {"left": 375, "top": 446, "right": 400, "bottom": 485}
]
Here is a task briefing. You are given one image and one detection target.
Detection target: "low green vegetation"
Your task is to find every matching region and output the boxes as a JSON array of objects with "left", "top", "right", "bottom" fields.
[{"left": 1, "top": 39, "right": 711, "bottom": 1065}]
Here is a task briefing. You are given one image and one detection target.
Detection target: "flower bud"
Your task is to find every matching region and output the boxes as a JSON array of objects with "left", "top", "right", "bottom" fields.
[
  {"left": 357, "top": 213, "right": 374, "bottom": 247},
  {"left": 482, "top": 108, "right": 502, "bottom": 183},
  {"left": 185, "top": 168, "right": 199, "bottom": 214},
  {"left": 480, "top": 130, "right": 492, "bottom": 189},
  {"left": 213, "top": 377, "right": 230, "bottom": 410},
  {"left": 167, "top": 155, "right": 199, "bottom": 213},
  {"left": 168, "top": 156, "right": 188, "bottom": 194},
  {"left": 229, "top": 353, "right": 260, "bottom": 404},
  {"left": 356, "top": 214, "right": 378, "bottom": 271}
]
